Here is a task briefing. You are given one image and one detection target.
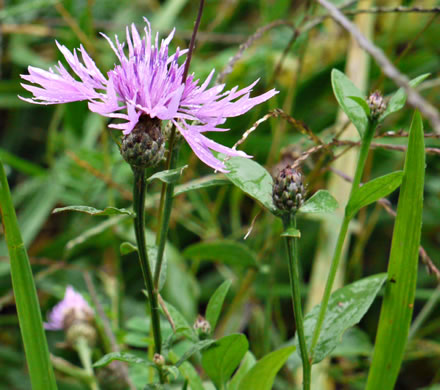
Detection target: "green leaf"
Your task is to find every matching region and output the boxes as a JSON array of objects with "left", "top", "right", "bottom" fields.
[
  {"left": 346, "top": 171, "right": 404, "bottom": 219},
  {"left": 295, "top": 273, "right": 387, "bottom": 364},
  {"left": 53, "top": 205, "right": 134, "bottom": 217},
  {"left": 147, "top": 245, "right": 167, "bottom": 291},
  {"left": 0, "top": 160, "right": 58, "bottom": 389},
  {"left": 201, "top": 334, "right": 248, "bottom": 388},
  {"left": 93, "top": 352, "right": 151, "bottom": 368},
  {"left": 222, "top": 156, "right": 276, "bottom": 213},
  {"left": 238, "top": 346, "right": 296, "bottom": 390},
  {"left": 174, "top": 177, "right": 230, "bottom": 196},
  {"left": 120, "top": 241, "right": 138, "bottom": 255},
  {"left": 331, "top": 327, "right": 373, "bottom": 357},
  {"left": 331, "top": 69, "right": 368, "bottom": 137},
  {"left": 366, "top": 112, "right": 425, "bottom": 390},
  {"left": 147, "top": 166, "right": 187, "bottom": 184},
  {"left": 348, "top": 96, "right": 370, "bottom": 117},
  {"left": 163, "top": 301, "right": 196, "bottom": 340},
  {"left": 183, "top": 240, "right": 258, "bottom": 268},
  {"left": 228, "top": 352, "right": 257, "bottom": 390},
  {"left": 380, "top": 74, "right": 430, "bottom": 121},
  {"left": 300, "top": 190, "right": 338, "bottom": 214},
  {"left": 205, "top": 280, "right": 232, "bottom": 330},
  {"left": 281, "top": 227, "right": 301, "bottom": 238},
  {"left": 175, "top": 340, "right": 216, "bottom": 367}
]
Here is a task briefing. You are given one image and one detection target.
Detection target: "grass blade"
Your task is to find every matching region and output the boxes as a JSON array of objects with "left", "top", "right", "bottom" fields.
[
  {"left": 366, "top": 112, "right": 425, "bottom": 389},
  {"left": 0, "top": 159, "right": 58, "bottom": 389}
]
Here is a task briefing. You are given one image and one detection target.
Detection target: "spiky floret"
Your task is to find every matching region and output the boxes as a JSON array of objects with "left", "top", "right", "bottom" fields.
[{"left": 20, "top": 19, "right": 278, "bottom": 172}]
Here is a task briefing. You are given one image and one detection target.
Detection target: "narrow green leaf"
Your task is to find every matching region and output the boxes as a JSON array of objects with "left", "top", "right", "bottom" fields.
[
  {"left": 380, "top": 74, "right": 430, "bottom": 121},
  {"left": 300, "top": 190, "right": 338, "bottom": 214},
  {"left": 348, "top": 96, "right": 371, "bottom": 117},
  {"left": 201, "top": 334, "right": 248, "bottom": 388},
  {"left": 175, "top": 359, "right": 204, "bottom": 390},
  {"left": 53, "top": 205, "right": 134, "bottom": 217},
  {"left": 228, "top": 352, "right": 257, "bottom": 390},
  {"left": 293, "top": 273, "right": 387, "bottom": 365},
  {"left": 346, "top": 171, "right": 404, "bottom": 219},
  {"left": 120, "top": 241, "right": 138, "bottom": 255},
  {"left": 281, "top": 227, "right": 301, "bottom": 238},
  {"left": 205, "top": 280, "right": 232, "bottom": 330},
  {"left": 0, "top": 159, "right": 58, "bottom": 390},
  {"left": 147, "top": 165, "right": 187, "bottom": 184},
  {"left": 93, "top": 352, "right": 151, "bottom": 368},
  {"left": 183, "top": 240, "right": 258, "bottom": 268},
  {"left": 331, "top": 69, "right": 368, "bottom": 137},
  {"left": 0, "top": 149, "right": 46, "bottom": 177},
  {"left": 175, "top": 340, "right": 216, "bottom": 367},
  {"left": 238, "top": 346, "right": 296, "bottom": 390},
  {"left": 366, "top": 112, "right": 425, "bottom": 390},
  {"left": 163, "top": 301, "right": 196, "bottom": 340},
  {"left": 223, "top": 156, "right": 276, "bottom": 213},
  {"left": 174, "top": 177, "right": 230, "bottom": 196}
]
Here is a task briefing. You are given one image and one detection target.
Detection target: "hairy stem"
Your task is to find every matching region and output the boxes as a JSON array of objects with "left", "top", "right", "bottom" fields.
[
  {"left": 283, "top": 215, "right": 311, "bottom": 390},
  {"left": 75, "top": 337, "right": 99, "bottom": 390},
  {"left": 132, "top": 168, "right": 164, "bottom": 383}
]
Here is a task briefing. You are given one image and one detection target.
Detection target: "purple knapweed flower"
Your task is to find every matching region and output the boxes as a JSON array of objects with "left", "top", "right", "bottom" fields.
[
  {"left": 45, "top": 286, "right": 94, "bottom": 331},
  {"left": 20, "top": 18, "right": 278, "bottom": 172}
]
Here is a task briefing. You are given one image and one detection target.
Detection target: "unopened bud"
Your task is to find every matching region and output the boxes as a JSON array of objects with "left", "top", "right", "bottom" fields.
[
  {"left": 272, "top": 166, "right": 306, "bottom": 213},
  {"left": 120, "top": 115, "right": 165, "bottom": 168},
  {"left": 153, "top": 353, "right": 165, "bottom": 367},
  {"left": 66, "top": 321, "right": 97, "bottom": 347},
  {"left": 193, "top": 315, "right": 211, "bottom": 336},
  {"left": 367, "top": 91, "right": 386, "bottom": 120}
]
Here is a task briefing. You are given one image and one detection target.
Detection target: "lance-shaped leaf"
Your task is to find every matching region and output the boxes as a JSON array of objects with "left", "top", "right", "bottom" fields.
[
  {"left": 300, "top": 190, "right": 338, "bottom": 214},
  {"left": 331, "top": 69, "right": 368, "bottom": 137},
  {"left": 93, "top": 352, "right": 152, "bottom": 368},
  {"left": 201, "top": 334, "right": 248, "bottom": 389},
  {"left": 380, "top": 74, "right": 430, "bottom": 121},
  {"left": 238, "top": 346, "right": 296, "bottom": 390},
  {"left": 147, "top": 165, "right": 187, "bottom": 184},
  {"left": 174, "top": 176, "right": 230, "bottom": 196},
  {"left": 291, "top": 273, "right": 387, "bottom": 365},
  {"left": 175, "top": 340, "right": 216, "bottom": 367},
  {"left": 205, "top": 280, "right": 232, "bottom": 330},
  {"left": 366, "top": 112, "right": 425, "bottom": 389},
  {"left": 53, "top": 205, "right": 134, "bottom": 217},
  {"left": 222, "top": 155, "right": 276, "bottom": 213},
  {"left": 346, "top": 171, "right": 404, "bottom": 219}
]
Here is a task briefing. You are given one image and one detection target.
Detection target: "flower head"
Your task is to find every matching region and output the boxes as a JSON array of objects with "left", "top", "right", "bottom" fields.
[
  {"left": 272, "top": 166, "right": 307, "bottom": 214},
  {"left": 20, "top": 18, "right": 278, "bottom": 172},
  {"left": 45, "top": 286, "right": 94, "bottom": 331}
]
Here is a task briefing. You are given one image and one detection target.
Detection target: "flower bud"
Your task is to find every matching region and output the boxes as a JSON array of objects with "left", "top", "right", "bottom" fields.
[
  {"left": 120, "top": 115, "right": 165, "bottom": 168},
  {"left": 367, "top": 91, "right": 386, "bottom": 120},
  {"left": 193, "top": 315, "right": 211, "bottom": 336},
  {"left": 272, "top": 166, "right": 306, "bottom": 213},
  {"left": 66, "top": 321, "right": 97, "bottom": 347},
  {"left": 153, "top": 353, "right": 165, "bottom": 367}
]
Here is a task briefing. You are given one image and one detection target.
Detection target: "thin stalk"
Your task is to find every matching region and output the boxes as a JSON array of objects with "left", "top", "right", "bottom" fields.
[
  {"left": 283, "top": 215, "right": 311, "bottom": 390},
  {"left": 0, "top": 158, "right": 58, "bottom": 390},
  {"left": 154, "top": 141, "right": 180, "bottom": 287},
  {"left": 309, "top": 121, "right": 376, "bottom": 362},
  {"left": 155, "top": 0, "right": 205, "bottom": 286},
  {"left": 75, "top": 337, "right": 99, "bottom": 390},
  {"left": 132, "top": 168, "right": 165, "bottom": 383}
]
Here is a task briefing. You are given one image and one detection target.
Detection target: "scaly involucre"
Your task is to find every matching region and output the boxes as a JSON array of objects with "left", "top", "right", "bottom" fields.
[{"left": 20, "top": 18, "right": 278, "bottom": 171}]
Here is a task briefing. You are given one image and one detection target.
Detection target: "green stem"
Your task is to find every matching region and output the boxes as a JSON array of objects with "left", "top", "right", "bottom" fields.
[
  {"left": 309, "top": 121, "right": 376, "bottom": 362},
  {"left": 283, "top": 215, "right": 311, "bottom": 390},
  {"left": 75, "top": 337, "right": 99, "bottom": 390},
  {"left": 0, "top": 158, "right": 58, "bottom": 390},
  {"left": 132, "top": 168, "right": 165, "bottom": 383},
  {"left": 154, "top": 131, "right": 180, "bottom": 288}
]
